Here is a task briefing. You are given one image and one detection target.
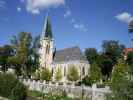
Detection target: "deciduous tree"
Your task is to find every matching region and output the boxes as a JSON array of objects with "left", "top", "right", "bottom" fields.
[{"left": 85, "top": 48, "right": 98, "bottom": 64}]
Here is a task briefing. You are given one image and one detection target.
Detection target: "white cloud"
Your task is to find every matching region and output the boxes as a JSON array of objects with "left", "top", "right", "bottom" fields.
[
  {"left": 73, "top": 23, "right": 88, "bottom": 32},
  {"left": 63, "top": 8, "right": 88, "bottom": 32},
  {"left": 64, "top": 10, "right": 71, "bottom": 18},
  {"left": 115, "top": 12, "right": 133, "bottom": 23},
  {"left": 25, "top": 0, "right": 65, "bottom": 14},
  {"left": 17, "top": 7, "right": 22, "bottom": 12}
]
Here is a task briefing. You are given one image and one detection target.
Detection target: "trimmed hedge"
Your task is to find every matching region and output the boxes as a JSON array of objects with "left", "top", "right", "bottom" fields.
[{"left": 0, "top": 73, "right": 27, "bottom": 100}]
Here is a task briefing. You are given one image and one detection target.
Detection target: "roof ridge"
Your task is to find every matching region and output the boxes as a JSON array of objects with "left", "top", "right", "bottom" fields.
[{"left": 56, "top": 46, "right": 80, "bottom": 52}]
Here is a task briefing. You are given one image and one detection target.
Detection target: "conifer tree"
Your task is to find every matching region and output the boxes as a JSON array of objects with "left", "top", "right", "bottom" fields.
[
  {"left": 55, "top": 67, "right": 62, "bottom": 81},
  {"left": 67, "top": 65, "right": 79, "bottom": 82}
]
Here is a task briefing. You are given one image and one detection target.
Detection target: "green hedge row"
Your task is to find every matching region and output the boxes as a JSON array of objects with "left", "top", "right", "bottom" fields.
[{"left": 0, "top": 73, "right": 27, "bottom": 100}]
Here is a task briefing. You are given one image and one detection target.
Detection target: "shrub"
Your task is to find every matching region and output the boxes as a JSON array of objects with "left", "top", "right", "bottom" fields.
[
  {"left": 55, "top": 67, "right": 62, "bottom": 81},
  {"left": 67, "top": 65, "right": 79, "bottom": 82},
  {"left": 0, "top": 73, "right": 27, "bottom": 100},
  {"left": 40, "top": 67, "right": 52, "bottom": 81},
  {"left": 10, "top": 82, "right": 27, "bottom": 100},
  {"left": 0, "top": 73, "right": 17, "bottom": 98},
  {"left": 32, "top": 70, "right": 40, "bottom": 80},
  {"left": 82, "top": 76, "right": 93, "bottom": 86}
]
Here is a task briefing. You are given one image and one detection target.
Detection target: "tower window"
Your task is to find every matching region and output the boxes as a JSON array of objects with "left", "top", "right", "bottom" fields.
[{"left": 46, "top": 45, "right": 50, "bottom": 54}]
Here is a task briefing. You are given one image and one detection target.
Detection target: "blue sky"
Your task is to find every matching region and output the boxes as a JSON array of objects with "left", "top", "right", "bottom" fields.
[{"left": 0, "top": 0, "right": 133, "bottom": 51}]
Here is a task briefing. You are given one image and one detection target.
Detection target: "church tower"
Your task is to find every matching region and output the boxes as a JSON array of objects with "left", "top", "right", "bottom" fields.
[{"left": 39, "top": 15, "right": 54, "bottom": 68}]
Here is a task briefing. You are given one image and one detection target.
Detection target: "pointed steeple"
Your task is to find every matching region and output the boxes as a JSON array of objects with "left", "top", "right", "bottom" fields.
[{"left": 42, "top": 14, "right": 53, "bottom": 39}]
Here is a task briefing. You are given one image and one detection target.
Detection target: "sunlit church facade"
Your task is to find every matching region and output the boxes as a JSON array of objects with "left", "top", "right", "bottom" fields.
[{"left": 39, "top": 16, "right": 90, "bottom": 82}]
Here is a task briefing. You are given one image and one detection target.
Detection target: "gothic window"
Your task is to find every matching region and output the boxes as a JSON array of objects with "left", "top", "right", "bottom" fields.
[
  {"left": 64, "top": 66, "right": 66, "bottom": 76},
  {"left": 82, "top": 67, "right": 85, "bottom": 75},
  {"left": 46, "top": 44, "right": 50, "bottom": 54},
  {"left": 52, "top": 67, "right": 54, "bottom": 77}
]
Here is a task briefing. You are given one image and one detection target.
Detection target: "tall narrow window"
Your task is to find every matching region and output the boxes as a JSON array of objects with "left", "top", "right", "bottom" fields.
[
  {"left": 52, "top": 67, "right": 54, "bottom": 77},
  {"left": 46, "top": 44, "right": 50, "bottom": 54},
  {"left": 82, "top": 67, "right": 85, "bottom": 75},
  {"left": 64, "top": 66, "right": 66, "bottom": 76}
]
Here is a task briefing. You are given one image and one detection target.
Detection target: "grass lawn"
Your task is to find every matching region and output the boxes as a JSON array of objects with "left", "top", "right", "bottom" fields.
[{"left": 27, "top": 90, "right": 73, "bottom": 100}]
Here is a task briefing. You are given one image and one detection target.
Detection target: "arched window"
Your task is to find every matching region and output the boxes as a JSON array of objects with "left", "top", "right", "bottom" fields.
[
  {"left": 52, "top": 67, "right": 54, "bottom": 77},
  {"left": 64, "top": 66, "right": 66, "bottom": 76},
  {"left": 46, "top": 44, "right": 50, "bottom": 54},
  {"left": 82, "top": 67, "right": 85, "bottom": 75}
]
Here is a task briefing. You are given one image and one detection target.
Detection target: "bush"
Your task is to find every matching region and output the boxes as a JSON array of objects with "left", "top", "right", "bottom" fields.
[
  {"left": 55, "top": 67, "right": 62, "bottom": 81},
  {"left": 0, "top": 73, "right": 17, "bottom": 98},
  {"left": 40, "top": 68, "right": 52, "bottom": 81},
  {"left": 10, "top": 82, "right": 27, "bottom": 100},
  {"left": 82, "top": 76, "right": 93, "bottom": 86},
  {"left": 0, "top": 73, "right": 27, "bottom": 100},
  {"left": 67, "top": 65, "right": 79, "bottom": 82},
  {"left": 32, "top": 70, "right": 40, "bottom": 80}
]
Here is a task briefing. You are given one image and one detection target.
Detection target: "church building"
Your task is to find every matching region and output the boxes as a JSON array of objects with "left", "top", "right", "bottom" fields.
[{"left": 39, "top": 16, "right": 90, "bottom": 82}]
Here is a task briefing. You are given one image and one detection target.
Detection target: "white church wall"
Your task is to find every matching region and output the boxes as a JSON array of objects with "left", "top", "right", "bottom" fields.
[{"left": 51, "top": 60, "right": 90, "bottom": 82}]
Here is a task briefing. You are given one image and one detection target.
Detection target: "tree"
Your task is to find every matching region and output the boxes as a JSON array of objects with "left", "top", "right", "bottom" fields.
[
  {"left": 126, "top": 51, "right": 133, "bottom": 80},
  {"left": 40, "top": 68, "right": 52, "bottom": 82},
  {"left": 7, "top": 56, "right": 22, "bottom": 76},
  {"left": 126, "top": 51, "right": 133, "bottom": 66},
  {"left": 67, "top": 65, "right": 79, "bottom": 82},
  {"left": 8, "top": 32, "right": 33, "bottom": 76},
  {"left": 102, "top": 40, "right": 124, "bottom": 65},
  {"left": 90, "top": 62, "right": 101, "bottom": 83},
  {"left": 98, "top": 40, "right": 125, "bottom": 80},
  {"left": 31, "top": 35, "right": 41, "bottom": 72},
  {"left": 111, "top": 58, "right": 127, "bottom": 88},
  {"left": 83, "top": 63, "right": 101, "bottom": 86},
  {"left": 0, "top": 45, "right": 13, "bottom": 72},
  {"left": 96, "top": 54, "right": 113, "bottom": 80},
  {"left": 55, "top": 67, "right": 62, "bottom": 81},
  {"left": 85, "top": 48, "right": 98, "bottom": 64},
  {"left": 107, "top": 58, "right": 133, "bottom": 100}
]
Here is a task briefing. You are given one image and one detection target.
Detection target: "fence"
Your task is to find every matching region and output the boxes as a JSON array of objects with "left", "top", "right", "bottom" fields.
[{"left": 19, "top": 78, "right": 111, "bottom": 100}]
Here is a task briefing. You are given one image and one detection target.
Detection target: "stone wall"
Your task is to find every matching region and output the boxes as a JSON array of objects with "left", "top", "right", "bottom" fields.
[{"left": 20, "top": 79, "right": 111, "bottom": 100}]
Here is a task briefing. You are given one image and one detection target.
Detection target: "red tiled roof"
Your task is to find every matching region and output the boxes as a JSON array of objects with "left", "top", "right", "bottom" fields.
[{"left": 124, "top": 48, "right": 133, "bottom": 55}]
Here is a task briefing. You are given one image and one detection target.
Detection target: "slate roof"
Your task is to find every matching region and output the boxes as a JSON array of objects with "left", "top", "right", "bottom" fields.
[{"left": 53, "top": 46, "right": 88, "bottom": 62}]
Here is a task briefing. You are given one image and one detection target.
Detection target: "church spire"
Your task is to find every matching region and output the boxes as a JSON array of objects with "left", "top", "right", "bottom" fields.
[{"left": 42, "top": 14, "right": 53, "bottom": 39}]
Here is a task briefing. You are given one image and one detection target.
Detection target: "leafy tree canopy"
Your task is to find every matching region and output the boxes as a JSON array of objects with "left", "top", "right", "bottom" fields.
[{"left": 85, "top": 48, "right": 98, "bottom": 64}]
